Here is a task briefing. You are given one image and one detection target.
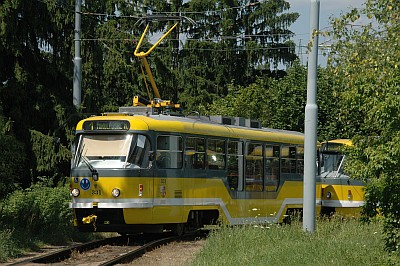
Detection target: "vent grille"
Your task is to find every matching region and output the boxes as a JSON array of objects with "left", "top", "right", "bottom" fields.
[{"left": 174, "top": 190, "right": 182, "bottom": 198}]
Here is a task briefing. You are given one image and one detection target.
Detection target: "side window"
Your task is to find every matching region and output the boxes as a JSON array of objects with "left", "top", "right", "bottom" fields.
[
  {"left": 127, "top": 134, "right": 151, "bottom": 168},
  {"left": 227, "top": 141, "right": 243, "bottom": 191},
  {"left": 245, "top": 142, "right": 263, "bottom": 191},
  {"left": 207, "top": 139, "right": 226, "bottom": 170},
  {"left": 265, "top": 145, "right": 280, "bottom": 191},
  {"left": 185, "top": 137, "right": 206, "bottom": 169},
  {"left": 281, "top": 145, "right": 296, "bottom": 173},
  {"left": 156, "top": 135, "right": 183, "bottom": 169},
  {"left": 297, "top": 146, "right": 304, "bottom": 175}
]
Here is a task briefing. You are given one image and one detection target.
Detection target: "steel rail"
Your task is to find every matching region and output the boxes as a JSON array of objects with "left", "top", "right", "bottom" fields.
[
  {"left": 8, "top": 236, "right": 126, "bottom": 265},
  {"left": 99, "top": 235, "right": 179, "bottom": 266},
  {"left": 8, "top": 231, "right": 204, "bottom": 265}
]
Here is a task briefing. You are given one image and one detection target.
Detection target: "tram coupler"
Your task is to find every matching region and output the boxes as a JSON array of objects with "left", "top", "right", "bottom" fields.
[{"left": 82, "top": 214, "right": 98, "bottom": 231}]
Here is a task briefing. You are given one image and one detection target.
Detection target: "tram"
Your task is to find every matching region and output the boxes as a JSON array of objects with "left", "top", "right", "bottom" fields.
[
  {"left": 69, "top": 109, "right": 317, "bottom": 233},
  {"left": 319, "top": 139, "right": 365, "bottom": 216}
]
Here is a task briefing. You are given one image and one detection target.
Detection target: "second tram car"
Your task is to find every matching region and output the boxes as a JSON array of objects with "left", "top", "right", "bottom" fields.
[
  {"left": 319, "top": 139, "right": 365, "bottom": 216},
  {"left": 69, "top": 107, "right": 321, "bottom": 233}
]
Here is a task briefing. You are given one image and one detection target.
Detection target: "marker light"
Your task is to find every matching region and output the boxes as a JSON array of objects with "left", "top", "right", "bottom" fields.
[
  {"left": 71, "top": 188, "right": 80, "bottom": 197},
  {"left": 139, "top": 184, "right": 143, "bottom": 197},
  {"left": 160, "top": 185, "right": 166, "bottom": 197},
  {"left": 348, "top": 190, "right": 352, "bottom": 200},
  {"left": 112, "top": 188, "right": 120, "bottom": 198},
  {"left": 326, "top": 192, "right": 332, "bottom": 199}
]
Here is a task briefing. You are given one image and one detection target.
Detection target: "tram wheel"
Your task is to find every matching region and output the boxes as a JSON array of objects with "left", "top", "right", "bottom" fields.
[{"left": 173, "top": 223, "right": 185, "bottom": 236}]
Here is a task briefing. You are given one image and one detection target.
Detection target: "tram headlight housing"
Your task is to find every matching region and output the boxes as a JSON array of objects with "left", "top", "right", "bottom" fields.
[
  {"left": 71, "top": 188, "right": 80, "bottom": 197},
  {"left": 112, "top": 188, "right": 120, "bottom": 198}
]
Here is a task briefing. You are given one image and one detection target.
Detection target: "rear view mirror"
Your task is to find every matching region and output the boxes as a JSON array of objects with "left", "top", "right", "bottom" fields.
[{"left": 148, "top": 151, "right": 155, "bottom": 161}]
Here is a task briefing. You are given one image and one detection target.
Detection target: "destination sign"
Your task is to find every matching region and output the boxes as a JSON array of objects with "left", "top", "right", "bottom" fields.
[
  {"left": 83, "top": 120, "right": 130, "bottom": 131},
  {"left": 322, "top": 142, "right": 344, "bottom": 154}
]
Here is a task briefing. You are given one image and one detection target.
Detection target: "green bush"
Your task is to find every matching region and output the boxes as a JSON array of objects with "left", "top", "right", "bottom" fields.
[
  {"left": 0, "top": 229, "right": 17, "bottom": 262},
  {"left": 0, "top": 183, "right": 73, "bottom": 243},
  {"left": 0, "top": 183, "right": 101, "bottom": 262}
]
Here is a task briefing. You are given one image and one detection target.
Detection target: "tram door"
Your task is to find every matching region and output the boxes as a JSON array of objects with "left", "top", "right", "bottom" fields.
[
  {"left": 153, "top": 135, "right": 185, "bottom": 223},
  {"left": 122, "top": 134, "right": 154, "bottom": 225}
]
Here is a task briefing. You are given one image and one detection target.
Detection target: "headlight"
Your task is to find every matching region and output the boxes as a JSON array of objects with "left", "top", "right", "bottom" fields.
[
  {"left": 71, "top": 188, "right": 80, "bottom": 197},
  {"left": 326, "top": 192, "right": 332, "bottom": 199},
  {"left": 112, "top": 188, "right": 120, "bottom": 198}
]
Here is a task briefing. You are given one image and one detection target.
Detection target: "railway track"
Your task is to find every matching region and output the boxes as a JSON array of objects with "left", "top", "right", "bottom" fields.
[{"left": 7, "top": 233, "right": 182, "bottom": 265}]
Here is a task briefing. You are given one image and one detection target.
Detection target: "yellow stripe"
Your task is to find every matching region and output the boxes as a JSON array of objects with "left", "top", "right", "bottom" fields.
[{"left": 77, "top": 115, "right": 304, "bottom": 144}]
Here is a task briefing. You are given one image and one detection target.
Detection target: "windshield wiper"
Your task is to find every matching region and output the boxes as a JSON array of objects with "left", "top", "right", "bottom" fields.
[
  {"left": 81, "top": 155, "right": 99, "bottom": 181},
  {"left": 77, "top": 144, "right": 99, "bottom": 181}
]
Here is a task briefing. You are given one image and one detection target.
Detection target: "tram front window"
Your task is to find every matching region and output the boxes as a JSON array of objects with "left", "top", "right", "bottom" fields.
[
  {"left": 74, "top": 134, "right": 150, "bottom": 169},
  {"left": 321, "top": 142, "right": 346, "bottom": 174},
  {"left": 322, "top": 153, "right": 344, "bottom": 173}
]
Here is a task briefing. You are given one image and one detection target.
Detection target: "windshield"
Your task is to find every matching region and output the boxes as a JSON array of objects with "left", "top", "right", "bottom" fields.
[
  {"left": 321, "top": 152, "right": 345, "bottom": 173},
  {"left": 320, "top": 143, "right": 346, "bottom": 174},
  {"left": 73, "top": 134, "right": 151, "bottom": 169}
]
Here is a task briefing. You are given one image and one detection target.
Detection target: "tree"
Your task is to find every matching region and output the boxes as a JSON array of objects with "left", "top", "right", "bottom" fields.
[
  {"left": 176, "top": 0, "right": 299, "bottom": 110},
  {"left": 327, "top": 0, "right": 400, "bottom": 252},
  {"left": 0, "top": 0, "right": 76, "bottom": 186},
  {"left": 78, "top": 1, "right": 146, "bottom": 112},
  {"left": 205, "top": 62, "right": 341, "bottom": 138},
  {"left": 0, "top": 116, "right": 25, "bottom": 198}
]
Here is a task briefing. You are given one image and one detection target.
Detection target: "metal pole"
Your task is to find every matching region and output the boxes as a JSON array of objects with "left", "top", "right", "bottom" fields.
[
  {"left": 303, "top": 0, "right": 320, "bottom": 233},
  {"left": 73, "top": 0, "right": 82, "bottom": 108}
]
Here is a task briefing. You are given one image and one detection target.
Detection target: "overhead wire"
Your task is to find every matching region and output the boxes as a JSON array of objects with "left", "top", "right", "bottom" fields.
[
  {"left": 32, "top": 0, "right": 351, "bottom": 48},
  {"left": 79, "top": 11, "right": 140, "bottom": 19},
  {"left": 35, "top": 0, "right": 313, "bottom": 50},
  {"left": 36, "top": 0, "right": 327, "bottom": 62}
]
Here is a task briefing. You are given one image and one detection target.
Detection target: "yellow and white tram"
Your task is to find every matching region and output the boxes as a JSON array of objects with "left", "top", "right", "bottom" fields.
[
  {"left": 69, "top": 107, "right": 320, "bottom": 233},
  {"left": 319, "top": 139, "right": 365, "bottom": 216}
]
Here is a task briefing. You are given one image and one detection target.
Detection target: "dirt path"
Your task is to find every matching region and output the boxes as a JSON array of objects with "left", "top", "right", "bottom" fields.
[{"left": 127, "top": 239, "right": 206, "bottom": 266}]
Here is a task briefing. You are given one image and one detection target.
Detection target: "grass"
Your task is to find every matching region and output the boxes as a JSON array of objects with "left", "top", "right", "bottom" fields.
[{"left": 191, "top": 217, "right": 400, "bottom": 266}]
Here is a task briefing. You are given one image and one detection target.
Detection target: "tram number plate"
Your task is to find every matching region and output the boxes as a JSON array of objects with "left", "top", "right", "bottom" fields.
[{"left": 91, "top": 189, "right": 102, "bottom": 195}]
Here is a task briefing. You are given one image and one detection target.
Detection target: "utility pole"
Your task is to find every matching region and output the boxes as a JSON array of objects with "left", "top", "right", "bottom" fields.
[
  {"left": 73, "top": 0, "right": 82, "bottom": 108},
  {"left": 303, "top": 0, "right": 320, "bottom": 233}
]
